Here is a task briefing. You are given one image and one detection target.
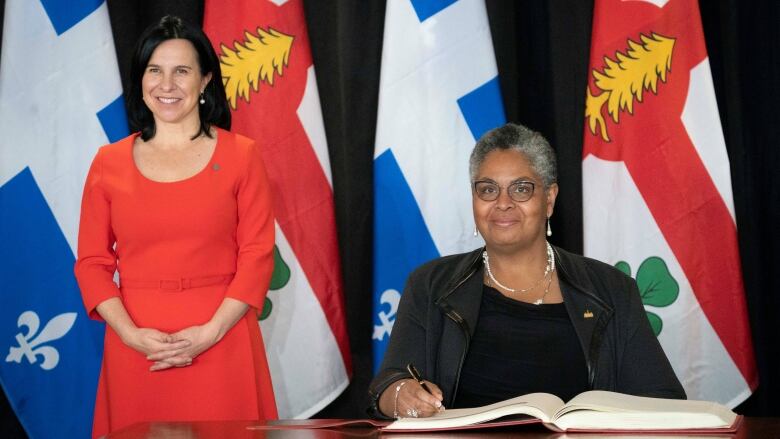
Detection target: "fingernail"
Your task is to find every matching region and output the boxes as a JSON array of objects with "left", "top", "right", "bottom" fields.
[{"left": 435, "top": 401, "right": 442, "bottom": 408}]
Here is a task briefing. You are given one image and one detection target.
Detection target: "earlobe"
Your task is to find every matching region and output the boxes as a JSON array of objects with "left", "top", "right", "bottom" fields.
[
  {"left": 546, "top": 183, "right": 559, "bottom": 217},
  {"left": 200, "top": 72, "right": 213, "bottom": 91}
]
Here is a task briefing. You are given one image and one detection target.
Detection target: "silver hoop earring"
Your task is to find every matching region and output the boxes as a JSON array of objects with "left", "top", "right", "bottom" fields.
[{"left": 546, "top": 217, "right": 552, "bottom": 237}]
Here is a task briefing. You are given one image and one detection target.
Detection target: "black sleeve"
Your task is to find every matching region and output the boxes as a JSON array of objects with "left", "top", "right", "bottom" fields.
[
  {"left": 616, "top": 276, "right": 687, "bottom": 399},
  {"left": 366, "top": 268, "right": 429, "bottom": 418}
]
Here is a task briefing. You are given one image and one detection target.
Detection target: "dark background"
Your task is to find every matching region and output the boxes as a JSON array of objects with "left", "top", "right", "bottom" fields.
[{"left": 1, "top": 0, "right": 777, "bottom": 436}]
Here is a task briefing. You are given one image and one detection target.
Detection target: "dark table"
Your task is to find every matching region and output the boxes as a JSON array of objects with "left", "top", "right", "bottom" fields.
[{"left": 106, "top": 418, "right": 780, "bottom": 438}]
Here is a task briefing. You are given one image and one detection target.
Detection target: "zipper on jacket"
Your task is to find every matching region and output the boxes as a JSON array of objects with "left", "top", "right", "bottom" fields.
[
  {"left": 439, "top": 303, "right": 470, "bottom": 408},
  {"left": 553, "top": 246, "right": 612, "bottom": 389},
  {"left": 434, "top": 252, "right": 480, "bottom": 407}
]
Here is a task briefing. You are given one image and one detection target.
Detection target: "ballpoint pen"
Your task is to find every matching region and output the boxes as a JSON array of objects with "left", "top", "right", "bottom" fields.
[{"left": 406, "top": 363, "right": 433, "bottom": 394}]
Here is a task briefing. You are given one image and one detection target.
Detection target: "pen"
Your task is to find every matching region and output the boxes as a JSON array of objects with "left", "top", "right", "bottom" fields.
[{"left": 406, "top": 363, "right": 433, "bottom": 394}]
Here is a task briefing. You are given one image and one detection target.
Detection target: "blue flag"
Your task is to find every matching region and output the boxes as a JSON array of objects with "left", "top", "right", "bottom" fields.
[
  {"left": 372, "top": 0, "right": 506, "bottom": 369},
  {"left": 0, "top": 1, "right": 128, "bottom": 437}
]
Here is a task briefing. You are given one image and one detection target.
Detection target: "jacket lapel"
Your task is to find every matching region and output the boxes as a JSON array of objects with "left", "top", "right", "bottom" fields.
[
  {"left": 434, "top": 248, "right": 483, "bottom": 405},
  {"left": 555, "top": 246, "right": 614, "bottom": 387}
]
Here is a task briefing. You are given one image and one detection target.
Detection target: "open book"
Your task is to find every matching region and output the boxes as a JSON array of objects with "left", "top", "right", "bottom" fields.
[{"left": 383, "top": 390, "right": 741, "bottom": 433}]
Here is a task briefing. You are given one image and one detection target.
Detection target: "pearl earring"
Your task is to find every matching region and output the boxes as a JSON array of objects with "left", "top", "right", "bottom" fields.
[
  {"left": 546, "top": 217, "right": 552, "bottom": 237},
  {"left": 473, "top": 226, "right": 479, "bottom": 237},
  {"left": 199, "top": 92, "right": 205, "bottom": 105}
]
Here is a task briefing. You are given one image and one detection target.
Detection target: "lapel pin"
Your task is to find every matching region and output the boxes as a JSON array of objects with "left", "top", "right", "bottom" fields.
[{"left": 583, "top": 309, "right": 594, "bottom": 319}]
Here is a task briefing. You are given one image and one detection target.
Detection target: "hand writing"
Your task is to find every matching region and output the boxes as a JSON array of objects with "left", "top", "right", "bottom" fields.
[{"left": 391, "top": 380, "right": 444, "bottom": 418}]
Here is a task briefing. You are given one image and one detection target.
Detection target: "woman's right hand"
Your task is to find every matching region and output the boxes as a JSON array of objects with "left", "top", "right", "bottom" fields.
[
  {"left": 379, "top": 378, "right": 445, "bottom": 419},
  {"left": 121, "top": 327, "right": 191, "bottom": 358},
  {"left": 121, "top": 327, "right": 193, "bottom": 370},
  {"left": 96, "top": 297, "right": 192, "bottom": 370}
]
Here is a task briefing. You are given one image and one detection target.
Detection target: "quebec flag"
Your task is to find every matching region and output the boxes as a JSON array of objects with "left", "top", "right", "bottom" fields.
[
  {"left": 0, "top": 0, "right": 127, "bottom": 437},
  {"left": 373, "top": 0, "right": 505, "bottom": 368}
]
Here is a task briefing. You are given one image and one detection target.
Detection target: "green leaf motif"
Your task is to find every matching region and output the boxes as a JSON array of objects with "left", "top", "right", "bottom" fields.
[
  {"left": 269, "top": 245, "right": 290, "bottom": 290},
  {"left": 258, "top": 245, "right": 290, "bottom": 321},
  {"left": 615, "top": 260, "right": 631, "bottom": 277},
  {"left": 645, "top": 311, "right": 663, "bottom": 336},
  {"left": 258, "top": 297, "right": 273, "bottom": 321},
  {"left": 636, "top": 256, "right": 679, "bottom": 307},
  {"left": 614, "top": 256, "right": 679, "bottom": 337}
]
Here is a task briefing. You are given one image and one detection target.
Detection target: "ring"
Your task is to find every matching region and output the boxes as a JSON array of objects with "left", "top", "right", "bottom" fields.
[{"left": 407, "top": 407, "right": 418, "bottom": 418}]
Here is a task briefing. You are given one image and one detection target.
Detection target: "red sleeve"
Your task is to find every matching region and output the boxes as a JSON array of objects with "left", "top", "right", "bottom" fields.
[
  {"left": 73, "top": 148, "right": 121, "bottom": 321},
  {"left": 224, "top": 141, "right": 275, "bottom": 309}
]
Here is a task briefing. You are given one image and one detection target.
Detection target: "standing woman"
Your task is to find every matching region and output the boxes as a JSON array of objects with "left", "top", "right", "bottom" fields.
[{"left": 74, "top": 16, "right": 277, "bottom": 437}]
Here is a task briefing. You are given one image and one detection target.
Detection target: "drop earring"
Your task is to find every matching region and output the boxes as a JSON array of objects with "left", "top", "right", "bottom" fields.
[
  {"left": 199, "top": 92, "right": 206, "bottom": 105},
  {"left": 473, "top": 226, "right": 479, "bottom": 237},
  {"left": 546, "top": 217, "right": 552, "bottom": 237}
]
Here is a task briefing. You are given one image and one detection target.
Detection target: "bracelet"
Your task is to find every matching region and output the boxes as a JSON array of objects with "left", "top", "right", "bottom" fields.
[{"left": 392, "top": 380, "right": 409, "bottom": 419}]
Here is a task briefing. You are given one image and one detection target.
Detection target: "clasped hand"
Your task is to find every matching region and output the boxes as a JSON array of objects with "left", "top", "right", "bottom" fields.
[{"left": 124, "top": 323, "right": 221, "bottom": 371}]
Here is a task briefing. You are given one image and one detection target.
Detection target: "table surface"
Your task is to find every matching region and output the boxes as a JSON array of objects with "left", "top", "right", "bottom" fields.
[{"left": 105, "top": 417, "right": 780, "bottom": 439}]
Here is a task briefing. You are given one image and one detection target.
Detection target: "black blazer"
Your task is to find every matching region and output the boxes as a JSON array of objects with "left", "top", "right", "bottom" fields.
[{"left": 368, "top": 245, "right": 685, "bottom": 418}]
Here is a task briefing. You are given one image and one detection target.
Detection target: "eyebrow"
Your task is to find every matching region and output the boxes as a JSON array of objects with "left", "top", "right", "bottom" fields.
[
  {"left": 475, "top": 178, "right": 535, "bottom": 184},
  {"left": 146, "top": 64, "right": 193, "bottom": 70}
]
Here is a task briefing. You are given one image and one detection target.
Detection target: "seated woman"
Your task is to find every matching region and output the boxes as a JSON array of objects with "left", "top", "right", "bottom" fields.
[{"left": 367, "top": 123, "right": 685, "bottom": 419}]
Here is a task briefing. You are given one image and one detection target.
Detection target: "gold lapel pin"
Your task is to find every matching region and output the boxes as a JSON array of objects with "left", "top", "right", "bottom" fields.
[{"left": 583, "top": 309, "right": 594, "bottom": 319}]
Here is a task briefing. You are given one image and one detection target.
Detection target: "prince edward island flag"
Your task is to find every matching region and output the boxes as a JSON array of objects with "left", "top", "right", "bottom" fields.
[
  {"left": 0, "top": 0, "right": 127, "bottom": 437},
  {"left": 373, "top": 0, "right": 506, "bottom": 368}
]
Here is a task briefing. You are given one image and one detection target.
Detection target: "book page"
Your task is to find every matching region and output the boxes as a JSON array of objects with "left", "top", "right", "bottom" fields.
[
  {"left": 552, "top": 391, "right": 737, "bottom": 431},
  {"left": 384, "top": 393, "right": 564, "bottom": 430}
]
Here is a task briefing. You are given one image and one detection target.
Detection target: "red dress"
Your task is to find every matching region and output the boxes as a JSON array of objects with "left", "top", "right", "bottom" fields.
[{"left": 74, "top": 129, "right": 277, "bottom": 438}]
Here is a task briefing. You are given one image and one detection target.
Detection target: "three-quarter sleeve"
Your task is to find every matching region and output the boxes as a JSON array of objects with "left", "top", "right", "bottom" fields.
[
  {"left": 224, "top": 141, "right": 275, "bottom": 309},
  {"left": 74, "top": 148, "right": 121, "bottom": 320}
]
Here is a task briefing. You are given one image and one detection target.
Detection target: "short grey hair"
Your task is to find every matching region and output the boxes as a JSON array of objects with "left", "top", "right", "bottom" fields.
[{"left": 469, "top": 123, "right": 558, "bottom": 188}]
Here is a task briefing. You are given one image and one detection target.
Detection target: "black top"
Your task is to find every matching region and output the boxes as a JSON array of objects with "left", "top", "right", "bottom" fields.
[
  {"left": 454, "top": 285, "right": 589, "bottom": 408},
  {"left": 367, "top": 246, "right": 685, "bottom": 419}
]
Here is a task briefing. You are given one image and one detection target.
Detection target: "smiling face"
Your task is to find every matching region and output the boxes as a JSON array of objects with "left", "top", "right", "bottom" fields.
[
  {"left": 472, "top": 149, "right": 558, "bottom": 253},
  {"left": 141, "top": 38, "right": 211, "bottom": 129}
]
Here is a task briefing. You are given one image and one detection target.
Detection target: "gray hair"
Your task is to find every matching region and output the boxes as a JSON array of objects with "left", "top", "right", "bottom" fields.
[{"left": 469, "top": 123, "right": 558, "bottom": 188}]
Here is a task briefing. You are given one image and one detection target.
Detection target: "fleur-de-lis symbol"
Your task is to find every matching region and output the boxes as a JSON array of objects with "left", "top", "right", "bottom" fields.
[
  {"left": 6, "top": 311, "right": 76, "bottom": 371},
  {"left": 373, "top": 289, "right": 401, "bottom": 341}
]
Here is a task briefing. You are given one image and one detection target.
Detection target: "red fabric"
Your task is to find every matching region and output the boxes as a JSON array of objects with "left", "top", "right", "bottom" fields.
[
  {"left": 582, "top": 0, "right": 756, "bottom": 389},
  {"left": 203, "top": 0, "right": 352, "bottom": 373},
  {"left": 75, "top": 129, "right": 277, "bottom": 438}
]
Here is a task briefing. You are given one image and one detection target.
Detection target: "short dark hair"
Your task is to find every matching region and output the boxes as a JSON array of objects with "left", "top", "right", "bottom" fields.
[{"left": 126, "top": 15, "right": 230, "bottom": 140}]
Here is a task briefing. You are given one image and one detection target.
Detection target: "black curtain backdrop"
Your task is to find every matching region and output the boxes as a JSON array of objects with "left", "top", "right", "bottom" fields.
[{"left": 0, "top": 0, "right": 777, "bottom": 436}]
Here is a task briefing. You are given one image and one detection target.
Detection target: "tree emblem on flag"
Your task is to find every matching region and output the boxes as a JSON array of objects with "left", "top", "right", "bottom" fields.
[
  {"left": 615, "top": 257, "right": 679, "bottom": 336},
  {"left": 218, "top": 26, "right": 294, "bottom": 110},
  {"left": 258, "top": 244, "right": 290, "bottom": 321},
  {"left": 585, "top": 33, "right": 676, "bottom": 142},
  {"left": 6, "top": 311, "right": 76, "bottom": 370}
]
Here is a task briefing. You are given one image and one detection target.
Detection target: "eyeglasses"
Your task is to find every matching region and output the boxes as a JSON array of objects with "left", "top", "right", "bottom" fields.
[{"left": 473, "top": 180, "right": 536, "bottom": 202}]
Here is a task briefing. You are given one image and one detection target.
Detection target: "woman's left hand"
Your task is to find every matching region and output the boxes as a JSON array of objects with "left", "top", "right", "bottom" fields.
[
  {"left": 146, "top": 298, "right": 249, "bottom": 371},
  {"left": 147, "top": 322, "right": 222, "bottom": 371}
]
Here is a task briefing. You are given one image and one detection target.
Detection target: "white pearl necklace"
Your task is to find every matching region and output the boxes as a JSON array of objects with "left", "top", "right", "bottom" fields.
[{"left": 482, "top": 242, "right": 556, "bottom": 304}]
